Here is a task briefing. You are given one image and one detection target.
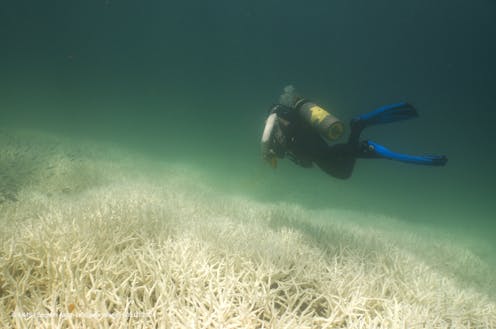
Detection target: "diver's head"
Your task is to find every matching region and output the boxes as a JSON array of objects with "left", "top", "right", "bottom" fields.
[{"left": 279, "top": 85, "right": 299, "bottom": 107}]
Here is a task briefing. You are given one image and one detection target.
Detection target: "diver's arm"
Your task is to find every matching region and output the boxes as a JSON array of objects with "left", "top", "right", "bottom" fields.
[
  {"left": 261, "top": 112, "right": 277, "bottom": 162},
  {"left": 261, "top": 113, "right": 277, "bottom": 144}
]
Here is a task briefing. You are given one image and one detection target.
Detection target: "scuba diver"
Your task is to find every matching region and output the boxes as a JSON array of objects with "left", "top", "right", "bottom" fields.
[{"left": 261, "top": 86, "right": 447, "bottom": 179}]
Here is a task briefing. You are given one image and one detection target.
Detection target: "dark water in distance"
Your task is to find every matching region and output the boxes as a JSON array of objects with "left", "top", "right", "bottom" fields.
[{"left": 1, "top": 1, "right": 496, "bottom": 243}]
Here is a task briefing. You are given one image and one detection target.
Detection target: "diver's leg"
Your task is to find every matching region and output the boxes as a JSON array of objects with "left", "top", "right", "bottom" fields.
[
  {"left": 348, "top": 119, "right": 364, "bottom": 146},
  {"left": 358, "top": 140, "right": 448, "bottom": 166},
  {"left": 314, "top": 143, "right": 357, "bottom": 179}
]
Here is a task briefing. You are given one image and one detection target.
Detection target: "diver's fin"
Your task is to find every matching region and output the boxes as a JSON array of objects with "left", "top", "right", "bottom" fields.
[
  {"left": 359, "top": 140, "right": 448, "bottom": 166},
  {"left": 351, "top": 102, "right": 418, "bottom": 128}
]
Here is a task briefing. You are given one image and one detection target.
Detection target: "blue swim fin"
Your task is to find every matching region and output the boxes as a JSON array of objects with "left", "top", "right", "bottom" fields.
[
  {"left": 352, "top": 102, "right": 418, "bottom": 128},
  {"left": 360, "top": 140, "right": 448, "bottom": 166}
]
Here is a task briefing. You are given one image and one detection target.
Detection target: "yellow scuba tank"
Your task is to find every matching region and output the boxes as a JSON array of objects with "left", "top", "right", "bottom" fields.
[
  {"left": 295, "top": 98, "right": 344, "bottom": 141},
  {"left": 279, "top": 85, "right": 344, "bottom": 141}
]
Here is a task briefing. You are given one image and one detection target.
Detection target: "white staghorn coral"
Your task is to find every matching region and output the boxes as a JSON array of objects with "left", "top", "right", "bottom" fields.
[{"left": 0, "top": 129, "right": 495, "bottom": 328}]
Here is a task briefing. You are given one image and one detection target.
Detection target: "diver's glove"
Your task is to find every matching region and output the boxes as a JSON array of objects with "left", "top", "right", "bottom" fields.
[{"left": 262, "top": 149, "right": 278, "bottom": 168}]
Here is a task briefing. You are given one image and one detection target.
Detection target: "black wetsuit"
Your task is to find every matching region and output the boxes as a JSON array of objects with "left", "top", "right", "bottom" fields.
[{"left": 271, "top": 104, "right": 366, "bottom": 179}]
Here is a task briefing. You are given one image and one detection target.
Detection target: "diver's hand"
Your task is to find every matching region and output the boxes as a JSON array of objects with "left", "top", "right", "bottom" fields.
[
  {"left": 262, "top": 148, "right": 275, "bottom": 162},
  {"left": 262, "top": 149, "right": 278, "bottom": 168}
]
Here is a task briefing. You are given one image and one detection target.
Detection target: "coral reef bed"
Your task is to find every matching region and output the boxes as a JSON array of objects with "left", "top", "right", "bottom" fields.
[{"left": 0, "top": 129, "right": 495, "bottom": 328}]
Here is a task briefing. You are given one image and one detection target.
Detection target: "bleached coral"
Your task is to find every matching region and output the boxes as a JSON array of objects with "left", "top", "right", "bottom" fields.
[{"left": 0, "top": 130, "right": 494, "bottom": 328}]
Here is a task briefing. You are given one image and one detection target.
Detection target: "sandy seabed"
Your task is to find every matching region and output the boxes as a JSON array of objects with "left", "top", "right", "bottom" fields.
[{"left": 0, "top": 129, "right": 495, "bottom": 329}]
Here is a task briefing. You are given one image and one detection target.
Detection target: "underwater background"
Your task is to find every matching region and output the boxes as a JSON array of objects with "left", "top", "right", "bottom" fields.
[{"left": 1, "top": 0, "right": 496, "bottom": 288}]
